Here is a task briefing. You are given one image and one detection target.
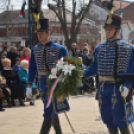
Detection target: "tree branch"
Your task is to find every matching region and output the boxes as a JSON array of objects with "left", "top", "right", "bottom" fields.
[
  {"left": 62, "top": 0, "right": 67, "bottom": 27},
  {"left": 48, "top": 3, "right": 69, "bottom": 41},
  {"left": 57, "top": 0, "right": 63, "bottom": 20},
  {"left": 71, "top": 0, "right": 76, "bottom": 37},
  {"left": 75, "top": 0, "right": 93, "bottom": 36},
  {"left": 48, "top": 4, "right": 62, "bottom": 21}
]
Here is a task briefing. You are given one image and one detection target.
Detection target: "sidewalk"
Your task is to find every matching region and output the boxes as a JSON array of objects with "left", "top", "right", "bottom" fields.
[{"left": 0, "top": 93, "right": 113, "bottom": 134}]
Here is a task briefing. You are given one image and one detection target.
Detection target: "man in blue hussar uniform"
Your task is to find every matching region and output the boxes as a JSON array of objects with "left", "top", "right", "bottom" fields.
[
  {"left": 26, "top": 19, "right": 69, "bottom": 134},
  {"left": 83, "top": 13, "right": 134, "bottom": 134}
]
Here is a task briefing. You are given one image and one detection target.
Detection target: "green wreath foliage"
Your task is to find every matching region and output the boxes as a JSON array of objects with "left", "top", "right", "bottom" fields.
[{"left": 47, "top": 56, "right": 83, "bottom": 99}]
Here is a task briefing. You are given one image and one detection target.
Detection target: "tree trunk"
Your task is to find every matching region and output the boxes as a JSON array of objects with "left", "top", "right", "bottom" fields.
[
  {"left": 48, "top": 0, "right": 93, "bottom": 50},
  {"left": 64, "top": 37, "right": 77, "bottom": 50}
]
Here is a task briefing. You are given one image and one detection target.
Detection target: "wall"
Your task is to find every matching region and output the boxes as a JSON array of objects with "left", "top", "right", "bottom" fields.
[{"left": 122, "top": 23, "right": 134, "bottom": 42}]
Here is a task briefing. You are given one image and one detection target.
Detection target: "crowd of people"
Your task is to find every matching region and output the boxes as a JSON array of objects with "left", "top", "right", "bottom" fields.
[
  {"left": 68, "top": 42, "right": 95, "bottom": 94},
  {"left": 0, "top": 46, "right": 37, "bottom": 112},
  {"left": 0, "top": 43, "right": 95, "bottom": 111}
]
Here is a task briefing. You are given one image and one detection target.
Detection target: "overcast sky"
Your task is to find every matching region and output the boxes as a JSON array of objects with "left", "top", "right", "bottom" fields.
[{"left": 0, "top": 0, "right": 134, "bottom": 13}]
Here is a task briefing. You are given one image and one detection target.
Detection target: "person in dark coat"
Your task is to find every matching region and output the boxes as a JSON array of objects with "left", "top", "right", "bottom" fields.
[
  {"left": 0, "top": 74, "right": 12, "bottom": 110},
  {"left": 76, "top": 47, "right": 83, "bottom": 58},
  {"left": 71, "top": 43, "right": 77, "bottom": 57},
  {"left": 7, "top": 46, "right": 15, "bottom": 67},
  {"left": 0, "top": 56, "right": 6, "bottom": 72},
  {"left": 1, "top": 58, "right": 25, "bottom": 106},
  {"left": 82, "top": 47, "right": 94, "bottom": 92},
  {"left": 1, "top": 50, "right": 7, "bottom": 57},
  {"left": 82, "top": 46, "right": 93, "bottom": 68}
]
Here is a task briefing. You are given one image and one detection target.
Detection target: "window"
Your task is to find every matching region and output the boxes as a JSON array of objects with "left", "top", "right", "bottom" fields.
[
  {"left": 59, "top": 40, "right": 63, "bottom": 45},
  {"left": 54, "top": 39, "right": 57, "bottom": 43}
]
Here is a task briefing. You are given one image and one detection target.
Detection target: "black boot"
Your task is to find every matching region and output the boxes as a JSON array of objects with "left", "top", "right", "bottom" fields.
[
  {"left": 108, "top": 128, "right": 118, "bottom": 134},
  {"left": 0, "top": 99, "right": 5, "bottom": 111},
  {"left": 40, "top": 118, "right": 52, "bottom": 134},
  {"left": 0, "top": 106, "right": 5, "bottom": 111},
  {"left": 19, "top": 98, "right": 25, "bottom": 106},
  {"left": 119, "top": 127, "right": 130, "bottom": 134},
  {"left": 52, "top": 114, "right": 62, "bottom": 134},
  {"left": 11, "top": 100, "right": 16, "bottom": 106}
]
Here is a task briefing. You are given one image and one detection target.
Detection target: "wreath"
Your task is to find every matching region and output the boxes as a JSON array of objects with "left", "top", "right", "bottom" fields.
[{"left": 46, "top": 56, "right": 83, "bottom": 107}]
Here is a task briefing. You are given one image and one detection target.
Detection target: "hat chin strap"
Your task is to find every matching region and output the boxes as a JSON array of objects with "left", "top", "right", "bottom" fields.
[{"left": 107, "top": 30, "right": 118, "bottom": 40}]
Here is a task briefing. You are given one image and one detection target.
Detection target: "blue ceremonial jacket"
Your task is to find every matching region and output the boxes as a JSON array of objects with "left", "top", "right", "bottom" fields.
[
  {"left": 28, "top": 41, "right": 70, "bottom": 116},
  {"left": 83, "top": 39, "right": 134, "bottom": 89},
  {"left": 28, "top": 41, "right": 68, "bottom": 92}
]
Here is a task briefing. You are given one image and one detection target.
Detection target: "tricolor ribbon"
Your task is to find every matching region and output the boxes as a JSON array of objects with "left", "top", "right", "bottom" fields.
[
  {"left": 124, "top": 44, "right": 130, "bottom": 51},
  {"left": 46, "top": 72, "right": 63, "bottom": 108},
  {"left": 49, "top": 52, "right": 55, "bottom": 60}
]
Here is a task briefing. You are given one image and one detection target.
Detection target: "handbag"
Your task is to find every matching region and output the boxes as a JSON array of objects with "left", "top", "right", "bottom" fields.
[
  {"left": 0, "top": 75, "right": 7, "bottom": 88},
  {"left": 53, "top": 97, "right": 70, "bottom": 114}
]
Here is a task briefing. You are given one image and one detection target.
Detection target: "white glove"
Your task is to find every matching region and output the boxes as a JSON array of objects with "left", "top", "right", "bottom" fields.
[
  {"left": 121, "top": 86, "right": 129, "bottom": 97},
  {"left": 26, "top": 88, "right": 32, "bottom": 98}
]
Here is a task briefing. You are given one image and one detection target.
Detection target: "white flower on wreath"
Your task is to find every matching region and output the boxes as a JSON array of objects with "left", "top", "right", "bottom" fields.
[
  {"left": 56, "top": 57, "right": 64, "bottom": 70},
  {"left": 63, "top": 64, "right": 75, "bottom": 76},
  {"left": 49, "top": 68, "right": 57, "bottom": 79}
]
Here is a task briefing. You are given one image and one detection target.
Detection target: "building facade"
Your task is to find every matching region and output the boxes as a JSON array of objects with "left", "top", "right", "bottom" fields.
[{"left": 0, "top": 9, "right": 100, "bottom": 51}]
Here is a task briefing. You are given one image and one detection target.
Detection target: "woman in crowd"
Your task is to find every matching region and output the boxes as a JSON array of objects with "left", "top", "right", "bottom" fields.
[
  {"left": 82, "top": 47, "right": 93, "bottom": 68},
  {"left": 0, "top": 74, "right": 12, "bottom": 111},
  {"left": 1, "top": 58, "right": 25, "bottom": 106},
  {"left": 18, "top": 60, "right": 28, "bottom": 94},
  {"left": 18, "top": 60, "right": 35, "bottom": 105},
  {"left": 0, "top": 56, "right": 6, "bottom": 72},
  {"left": 82, "top": 47, "right": 94, "bottom": 93},
  {"left": 19, "top": 47, "right": 31, "bottom": 64}
]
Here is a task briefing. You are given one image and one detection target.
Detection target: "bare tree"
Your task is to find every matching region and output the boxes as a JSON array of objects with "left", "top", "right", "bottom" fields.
[
  {"left": 30, "top": 0, "right": 93, "bottom": 48},
  {"left": 0, "top": 0, "right": 8, "bottom": 8},
  {"left": 48, "top": 0, "right": 93, "bottom": 49}
]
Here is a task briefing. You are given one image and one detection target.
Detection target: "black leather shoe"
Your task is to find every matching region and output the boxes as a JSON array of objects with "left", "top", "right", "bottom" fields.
[
  {"left": 0, "top": 107, "right": 5, "bottom": 111},
  {"left": 108, "top": 128, "right": 118, "bottom": 134},
  {"left": 20, "top": 102, "right": 25, "bottom": 106},
  {"left": 30, "top": 102, "right": 34, "bottom": 105}
]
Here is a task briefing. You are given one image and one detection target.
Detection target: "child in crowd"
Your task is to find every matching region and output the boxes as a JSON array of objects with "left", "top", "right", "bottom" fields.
[
  {"left": 13, "top": 57, "right": 20, "bottom": 72},
  {"left": 18, "top": 60, "right": 34, "bottom": 105}
]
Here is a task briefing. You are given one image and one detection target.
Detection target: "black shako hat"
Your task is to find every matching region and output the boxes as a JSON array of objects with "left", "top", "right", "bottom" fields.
[
  {"left": 35, "top": 19, "right": 50, "bottom": 32},
  {"left": 104, "top": 14, "right": 122, "bottom": 29}
]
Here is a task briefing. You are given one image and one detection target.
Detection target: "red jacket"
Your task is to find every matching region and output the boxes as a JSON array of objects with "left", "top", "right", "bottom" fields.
[{"left": 19, "top": 56, "right": 31, "bottom": 64}]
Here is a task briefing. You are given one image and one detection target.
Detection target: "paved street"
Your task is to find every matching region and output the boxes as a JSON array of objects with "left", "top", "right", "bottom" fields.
[{"left": 0, "top": 93, "right": 110, "bottom": 134}]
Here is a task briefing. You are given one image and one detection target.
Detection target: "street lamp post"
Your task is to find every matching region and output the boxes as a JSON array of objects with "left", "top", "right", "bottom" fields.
[
  {"left": 120, "top": 0, "right": 123, "bottom": 40},
  {"left": 28, "top": 0, "right": 32, "bottom": 49}
]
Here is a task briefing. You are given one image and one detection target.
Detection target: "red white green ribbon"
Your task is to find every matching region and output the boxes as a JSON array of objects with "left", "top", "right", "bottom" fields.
[
  {"left": 49, "top": 52, "right": 55, "bottom": 60},
  {"left": 46, "top": 72, "right": 63, "bottom": 108},
  {"left": 124, "top": 44, "right": 130, "bottom": 51}
]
